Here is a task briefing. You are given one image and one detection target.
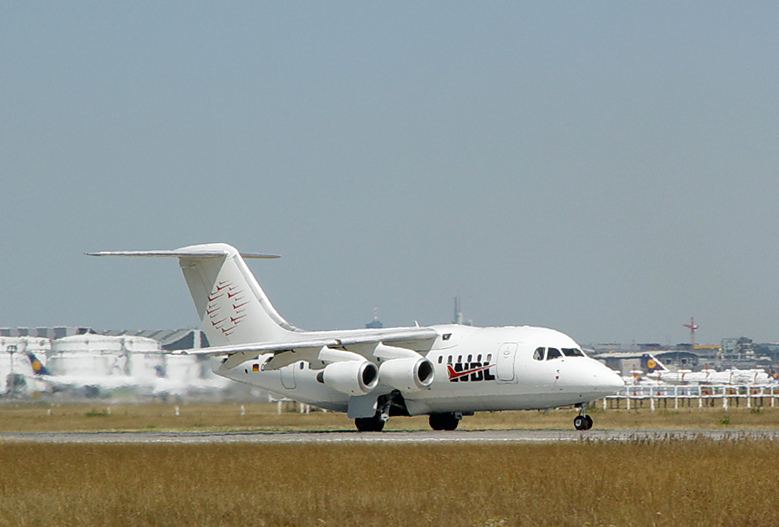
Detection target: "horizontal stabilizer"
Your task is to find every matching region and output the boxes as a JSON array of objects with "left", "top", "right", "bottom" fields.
[{"left": 87, "top": 250, "right": 279, "bottom": 259}]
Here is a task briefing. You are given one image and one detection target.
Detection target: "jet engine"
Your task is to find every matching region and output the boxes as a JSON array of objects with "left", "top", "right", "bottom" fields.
[
  {"left": 317, "top": 360, "right": 379, "bottom": 396},
  {"left": 378, "top": 357, "right": 435, "bottom": 392}
]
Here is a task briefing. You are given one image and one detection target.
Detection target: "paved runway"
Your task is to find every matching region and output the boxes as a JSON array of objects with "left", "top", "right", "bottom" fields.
[{"left": 1, "top": 428, "right": 778, "bottom": 444}]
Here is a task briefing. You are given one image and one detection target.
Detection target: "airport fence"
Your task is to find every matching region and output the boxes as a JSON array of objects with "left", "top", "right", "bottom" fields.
[{"left": 604, "top": 384, "right": 779, "bottom": 411}]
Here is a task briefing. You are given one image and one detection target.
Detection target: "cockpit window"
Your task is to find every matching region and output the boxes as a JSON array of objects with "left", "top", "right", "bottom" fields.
[
  {"left": 562, "top": 348, "right": 585, "bottom": 357},
  {"left": 546, "top": 347, "right": 562, "bottom": 360},
  {"left": 533, "top": 347, "right": 545, "bottom": 361}
]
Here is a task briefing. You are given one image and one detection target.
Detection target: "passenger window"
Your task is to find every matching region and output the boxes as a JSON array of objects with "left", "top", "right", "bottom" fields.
[
  {"left": 458, "top": 355, "right": 462, "bottom": 363},
  {"left": 486, "top": 354, "right": 492, "bottom": 363},
  {"left": 448, "top": 355, "right": 453, "bottom": 364},
  {"left": 533, "top": 347, "right": 545, "bottom": 361},
  {"left": 546, "top": 348, "right": 562, "bottom": 360},
  {"left": 299, "top": 362, "right": 305, "bottom": 369},
  {"left": 438, "top": 356, "right": 443, "bottom": 364},
  {"left": 467, "top": 355, "right": 472, "bottom": 362},
  {"left": 477, "top": 354, "right": 482, "bottom": 362}
]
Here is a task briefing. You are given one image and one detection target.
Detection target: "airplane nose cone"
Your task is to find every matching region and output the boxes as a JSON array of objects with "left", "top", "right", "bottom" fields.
[
  {"left": 588, "top": 361, "right": 624, "bottom": 396},
  {"left": 605, "top": 368, "right": 625, "bottom": 392},
  {"left": 560, "top": 359, "right": 625, "bottom": 399}
]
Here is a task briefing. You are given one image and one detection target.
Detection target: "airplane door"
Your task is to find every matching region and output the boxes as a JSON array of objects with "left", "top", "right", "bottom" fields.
[
  {"left": 497, "top": 343, "right": 518, "bottom": 383},
  {"left": 281, "top": 363, "right": 297, "bottom": 390}
]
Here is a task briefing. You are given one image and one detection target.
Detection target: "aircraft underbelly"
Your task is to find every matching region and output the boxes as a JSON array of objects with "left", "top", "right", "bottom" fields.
[{"left": 406, "top": 391, "right": 589, "bottom": 415}]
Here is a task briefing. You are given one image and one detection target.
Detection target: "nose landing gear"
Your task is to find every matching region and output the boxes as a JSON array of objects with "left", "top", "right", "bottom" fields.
[
  {"left": 573, "top": 414, "right": 593, "bottom": 430},
  {"left": 573, "top": 404, "right": 593, "bottom": 430}
]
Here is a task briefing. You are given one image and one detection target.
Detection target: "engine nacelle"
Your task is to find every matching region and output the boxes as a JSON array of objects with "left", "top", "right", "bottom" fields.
[
  {"left": 318, "top": 360, "right": 379, "bottom": 396},
  {"left": 378, "top": 357, "right": 435, "bottom": 392}
]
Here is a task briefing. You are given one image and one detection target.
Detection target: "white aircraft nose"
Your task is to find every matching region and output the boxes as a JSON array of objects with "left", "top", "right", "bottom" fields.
[
  {"left": 604, "top": 367, "right": 625, "bottom": 392},
  {"left": 577, "top": 360, "right": 624, "bottom": 397},
  {"left": 595, "top": 363, "right": 625, "bottom": 394},
  {"left": 559, "top": 359, "right": 625, "bottom": 398}
]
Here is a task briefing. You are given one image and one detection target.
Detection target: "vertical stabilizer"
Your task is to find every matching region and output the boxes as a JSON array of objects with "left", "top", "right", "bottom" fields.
[
  {"left": 26, "top": 352, "right": 52, "bottom": 376},
  {"left": 89, "top": 243, "right": 298, "bottom": 346},
  {"left": 641, "top": 353, "right": 668, "bottom": 374},
  {"left": 176, "top": 244, "right": 297, "bottom": 346}
]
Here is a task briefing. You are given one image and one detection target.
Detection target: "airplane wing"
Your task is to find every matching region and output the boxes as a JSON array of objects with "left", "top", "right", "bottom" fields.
[{"left": 175, "top": 326, "right": 439, "bottom": 370}]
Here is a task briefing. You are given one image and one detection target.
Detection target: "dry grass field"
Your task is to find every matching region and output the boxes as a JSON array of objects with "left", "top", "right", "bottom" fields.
[
  {"left": 1, "top": 402, "right": 779, "bottom": 526},
  {"left": 1, "top": 439, "right": 777, "bottom": 527},
  {"left": 0, "top": 400, "right": 778, "bottom": 432}
]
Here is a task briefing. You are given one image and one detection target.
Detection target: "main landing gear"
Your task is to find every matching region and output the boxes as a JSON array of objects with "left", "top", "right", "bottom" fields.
[
  {"left": 355, "top": 412, "right": 386, "bottom": 432},
  {"left": 573, "top": 404, "right": 593, "bottom": 431},
  {"left": 354, "top": 394, "right": 397, "bottom": 432},
  {"left": 429, "top": 412, "right": 461, "bottom": 431},
  {"left": 355, "top": 411, "right": 463, "bottom": 432}
]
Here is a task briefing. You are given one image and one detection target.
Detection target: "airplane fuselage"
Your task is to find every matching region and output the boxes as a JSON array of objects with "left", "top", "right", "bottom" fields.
[{"left": 217, "top": 324, "right": 622, "bottom": 415}]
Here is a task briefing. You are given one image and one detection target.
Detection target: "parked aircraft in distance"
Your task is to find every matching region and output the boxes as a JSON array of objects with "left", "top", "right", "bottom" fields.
[
  {"left": 89, "top": 243, "right": 624, "bottom": 431},
  {"left": 25, "top": 351, "right": 230, "bottom": 398},
  {"left": 641, "top": 353, "right": 772, "bottom": 385}
]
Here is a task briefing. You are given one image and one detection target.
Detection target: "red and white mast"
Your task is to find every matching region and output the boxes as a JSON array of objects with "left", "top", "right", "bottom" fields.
[{"left": 683, "top": 317, "right": 699, "bottom": 349}]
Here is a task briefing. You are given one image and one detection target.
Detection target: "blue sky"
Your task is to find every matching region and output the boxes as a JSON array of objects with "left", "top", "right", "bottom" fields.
[{"left": 3, "top": 2, "right": 779, "bottom": 346}]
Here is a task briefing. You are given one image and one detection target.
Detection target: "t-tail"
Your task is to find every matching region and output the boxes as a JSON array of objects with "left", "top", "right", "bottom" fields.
[
  {"left": 26, "top": 352, "right": 52, "bottom": 376},
  {"left": 89, "top": 243, "right": 299, "bottom": 347},
  {"left": 641, "top": 353, "right": 668, "bottom": 374}
]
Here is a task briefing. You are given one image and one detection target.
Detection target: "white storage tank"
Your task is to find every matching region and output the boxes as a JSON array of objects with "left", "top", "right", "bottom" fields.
[{"left": 48, "top": 334, "right": 161, "bottom": 378}]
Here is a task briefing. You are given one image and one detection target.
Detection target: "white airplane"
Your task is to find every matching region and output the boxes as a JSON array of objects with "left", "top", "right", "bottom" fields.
[{"left": 89, "top": 243, "right": 624, "bottom": 431}]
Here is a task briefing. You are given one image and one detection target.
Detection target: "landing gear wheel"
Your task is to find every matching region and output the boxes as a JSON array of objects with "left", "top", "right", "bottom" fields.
[
  {"left": 355, "top": 413, "right": 385, "bottom": 432},
  {"left": 429, "top": 413, "right": 459, "bottom": 431},
  {"left": 573, "top": 414, "right": 594, "bottom": 431}
]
